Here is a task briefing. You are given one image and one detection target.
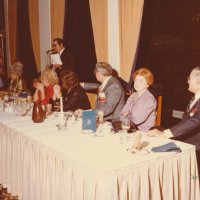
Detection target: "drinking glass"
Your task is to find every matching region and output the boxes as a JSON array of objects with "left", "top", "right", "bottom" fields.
[
  {"left": 121, "top": 119, "right": 130, "bottom": 133},
  {"left": 54, "top": 101, "right": 60, "bottom": 112},
  {"left": 97, "top": 109, "right": 104, "bottom": 124},
  {"left": 15, "top": 101, "right": 27, "bottom": 116},
  {"left": 46, "top": 103, "right": 52, "bottom": 116}
]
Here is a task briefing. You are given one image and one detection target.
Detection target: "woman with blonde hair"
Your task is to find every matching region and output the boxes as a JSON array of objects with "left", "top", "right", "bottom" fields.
[
  {"left": 120, "top": 67, "right": 157, "bottom": 131},
  {"left": 7, "top": 61, "right": 27, "bottom": 93},
  {"left": 33, "top": 67, "right": 61, "bottom": 105}
]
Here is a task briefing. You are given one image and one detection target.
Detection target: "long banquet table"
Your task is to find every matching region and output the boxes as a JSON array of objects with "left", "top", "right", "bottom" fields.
[{"left": 0, "top": 112, "right": 199, "bottom": 200}]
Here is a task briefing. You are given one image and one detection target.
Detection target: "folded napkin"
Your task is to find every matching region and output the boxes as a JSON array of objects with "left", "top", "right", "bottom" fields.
[{"left": 151, "top": 142, "right": 182, "bottom": 153}]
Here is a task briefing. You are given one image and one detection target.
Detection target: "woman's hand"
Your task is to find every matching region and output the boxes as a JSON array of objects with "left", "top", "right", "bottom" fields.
[{"left": 36, "top": 83, "right": 44, "bottom": 91}]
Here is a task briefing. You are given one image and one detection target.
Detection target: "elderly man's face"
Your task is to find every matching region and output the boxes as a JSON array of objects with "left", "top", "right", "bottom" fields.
[
  {"left": 94, "top": 70, "right": 102, "bottom": 83},
  {"left": 188, "top": 70, "right": 200, "bottom": 94}
]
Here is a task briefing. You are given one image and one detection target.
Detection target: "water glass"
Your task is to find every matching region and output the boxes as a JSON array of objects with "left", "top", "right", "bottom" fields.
[
  {"left": 121, "top": 119, "right": 130, "bottom": 132},
  {"left": 133, "top": 132, "right": 142, "bottom": 150},
  {"left": 119, "top": 130, "right": 127, "bottom": 144},
  {"left": 97, "top": 109, "right": 104, "bottom": 124},
  {"left": 54, "top": 101, "right": 60, "bottom": 112},
  {"left": 46, "top": 104, "right": 52, "bottom": 116}
]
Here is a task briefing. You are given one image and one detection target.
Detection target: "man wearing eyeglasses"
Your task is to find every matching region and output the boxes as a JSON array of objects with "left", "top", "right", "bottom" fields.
[
  {"left": 146, "top": 66, "right": 200, "bottom": 176},
  {"left": 75, "top": 62, "right": 125, "bottom": 122}
]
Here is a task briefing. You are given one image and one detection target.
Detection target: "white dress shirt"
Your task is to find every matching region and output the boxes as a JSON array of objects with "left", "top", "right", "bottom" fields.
[
  {"left": 99, "top": 76, "right": 112, "bottom": 92},
  {"left": 59, "top": 48, "right": 65, "bottom": 56}
]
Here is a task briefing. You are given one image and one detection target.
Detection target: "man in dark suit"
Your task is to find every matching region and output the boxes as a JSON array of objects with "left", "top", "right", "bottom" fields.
[
  {"left": 51, "top": 38, "right": 75, "bottom": 79},
  {"left": 75, "top": 62, "right": 125, "bottom": 121},
  {"left": 147, "top": 66, "right": 200, "bottom": 176}
]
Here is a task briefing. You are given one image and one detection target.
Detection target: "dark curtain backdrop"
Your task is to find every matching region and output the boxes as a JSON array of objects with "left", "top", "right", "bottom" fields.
[
  {"left": 63, "top": 0, "right": 97, "bottom": 82},
  {"left": 16, "top": 0, "right": 38, "bottom": 92},
  {"left": 0, "top": 0, "right": 7, "bottom": 86},
  {"left": 0, "top": 0, "right": 5, "bottom": 31},
  {"left": 136, "top": 0, "right": 160, "bottom": 68}
]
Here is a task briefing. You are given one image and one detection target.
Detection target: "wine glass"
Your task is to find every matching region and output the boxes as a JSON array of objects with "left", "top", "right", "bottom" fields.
[{"left": 121, "top": 119, "right": 130, "bottom": 133}]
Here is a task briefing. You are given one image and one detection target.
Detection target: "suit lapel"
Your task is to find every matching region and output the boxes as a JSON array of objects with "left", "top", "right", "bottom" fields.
[
  {"left": 101, "top": 77, "right": 112, "bottom": 92},
  {"left": 185, "top": 99, "right": 200, "bottom": 117}
]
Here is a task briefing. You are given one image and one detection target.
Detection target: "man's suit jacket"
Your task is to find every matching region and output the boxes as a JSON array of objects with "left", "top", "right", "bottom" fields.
[
  {"left": 170, "top": 99, "right": 200, "bottom": 151},
  {"left": 55, "top": 48, "right": 75, "bottom": 80},
  {"left": 84, "top": 77, "right": 125, "bottom": 121},
  {"left": 60, "top": 48, "right": 75, "bottom": 70}
]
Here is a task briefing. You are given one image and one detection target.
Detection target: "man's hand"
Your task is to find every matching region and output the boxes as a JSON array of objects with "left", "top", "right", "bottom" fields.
[{"left": 146, "top": 129, "right": 165, "bottom": 137}]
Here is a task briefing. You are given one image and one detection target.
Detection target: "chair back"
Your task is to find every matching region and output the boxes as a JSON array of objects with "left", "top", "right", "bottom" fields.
[
  {"left": 86, "top": 92, "right": 96, "bottom": 109},
  {"left": 155, "top": 95, "right": 162, "bottom": 126}
]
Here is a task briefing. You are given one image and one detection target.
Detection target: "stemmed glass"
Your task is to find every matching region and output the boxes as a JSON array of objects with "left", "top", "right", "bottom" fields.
[{"left": 121, "top": 119, "right": 130, "bottom": 133}]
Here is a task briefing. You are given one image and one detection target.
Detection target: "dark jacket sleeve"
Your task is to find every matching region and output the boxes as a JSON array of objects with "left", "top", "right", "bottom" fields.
[
  {"left": 170, "top": 105, "right": 200, "bottom": 139},
  {"left": 84, "top": 83, "right": 99, "bottom": 91},
  {"left": 61, "top": 49, "right": 75, "bottom": 70}
]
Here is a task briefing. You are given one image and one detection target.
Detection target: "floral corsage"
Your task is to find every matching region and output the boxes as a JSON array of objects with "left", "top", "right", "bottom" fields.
[{"left": 189, "top": 108, "right": 198, "bottom": 117}]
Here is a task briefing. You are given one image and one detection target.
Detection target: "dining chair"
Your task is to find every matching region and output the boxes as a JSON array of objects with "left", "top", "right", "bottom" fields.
[
  {"left": 155, "top": 95, "right": 162, "bottom": 126},
  {"left": 86, "top": 92, "right": 96, "bottom": 109}
]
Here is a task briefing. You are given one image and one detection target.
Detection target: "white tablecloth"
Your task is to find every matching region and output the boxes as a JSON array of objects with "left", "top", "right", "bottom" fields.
[{"left": 0, "top": 112, "right": 199, "bottom": 200}]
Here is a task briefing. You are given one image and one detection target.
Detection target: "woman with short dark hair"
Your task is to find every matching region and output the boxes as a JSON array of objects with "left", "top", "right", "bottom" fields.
[{"left": 61, "top": 70, "right": 91, "bottom": 111}]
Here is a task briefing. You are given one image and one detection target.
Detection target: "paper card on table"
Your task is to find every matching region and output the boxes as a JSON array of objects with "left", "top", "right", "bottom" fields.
[
  {"left": 82, "top": 110, "right": 96, "bottom": 133},
  {"left": 50, "top": 53, "right": 62, "bottom": 65}
]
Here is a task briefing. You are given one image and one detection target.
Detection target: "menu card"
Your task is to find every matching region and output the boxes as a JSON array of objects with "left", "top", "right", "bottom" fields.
[{"left": 82, "top": 110, "right": 96, "bottom": 133}]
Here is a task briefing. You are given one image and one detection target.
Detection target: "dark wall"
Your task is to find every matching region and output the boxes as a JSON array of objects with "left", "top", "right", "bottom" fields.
[{"left": 137, "top": 0, "right": 200, "bottom": 128}]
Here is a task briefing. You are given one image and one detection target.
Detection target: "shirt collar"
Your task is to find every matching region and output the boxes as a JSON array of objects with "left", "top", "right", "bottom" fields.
[
  {"left": 195, "top": 91, "right": 200, "bottom": 100},
  {"left": 59, "top": 48, "right": 65, "bottom": 56},
  {"left": 99, "top": 76, "right": 112, "bottom": 92}
]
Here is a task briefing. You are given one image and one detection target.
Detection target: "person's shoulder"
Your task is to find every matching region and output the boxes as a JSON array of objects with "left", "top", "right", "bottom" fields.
[
  {"left": 71, "top": 85, "right": 85, "bottom": 93},
  {"left": 146, "top": 89, "right": 156, "bottom": 98},
  {"left": 108, "top": 77, "right": 124, "bottom": 89},
  {"left": 63, "top": 48, "right": 73, "bottom": 55}
]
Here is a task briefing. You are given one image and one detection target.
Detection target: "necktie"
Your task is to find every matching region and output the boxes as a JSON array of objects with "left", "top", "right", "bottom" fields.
[{"left": 187, "top": 96, "right": 195, "bottom": 111}]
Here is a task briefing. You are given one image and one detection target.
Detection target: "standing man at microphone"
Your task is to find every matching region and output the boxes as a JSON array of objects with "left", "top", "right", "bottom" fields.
[{"left": 50, "top": 38, "right": 75, "bottom": 80}]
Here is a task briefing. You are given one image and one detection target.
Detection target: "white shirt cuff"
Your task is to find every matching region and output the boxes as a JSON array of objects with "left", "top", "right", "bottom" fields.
[{"left": 164, "top": 129, "right": 173, "bottom": 138}]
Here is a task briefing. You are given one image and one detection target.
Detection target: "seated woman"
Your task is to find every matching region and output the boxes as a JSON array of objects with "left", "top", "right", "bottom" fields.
[
  {"left": 61, "top": 70, "right": 91, "bottom": 111},
  {"left": 33, "top": 67, "right": 61, "bottom": 106},
  {"left": 7, "top": 61, "right": 27, "bottom": 93},
  {"left": 120, "top": 67, "right": 157, "bottom": 131}
]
